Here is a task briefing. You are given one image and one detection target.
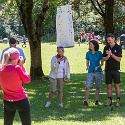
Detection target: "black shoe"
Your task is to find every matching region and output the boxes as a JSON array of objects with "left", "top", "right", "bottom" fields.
[
  {"left": 95, "top": 101, "right": 99, "bottom": 106},
  {"left": 83, "top": 101, "right": 88, "bottom": 106}
]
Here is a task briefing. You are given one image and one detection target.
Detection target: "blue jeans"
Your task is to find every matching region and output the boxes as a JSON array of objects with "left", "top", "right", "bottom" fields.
[{"left": 3, "top": 98, "right": 31, "bottom": 125}]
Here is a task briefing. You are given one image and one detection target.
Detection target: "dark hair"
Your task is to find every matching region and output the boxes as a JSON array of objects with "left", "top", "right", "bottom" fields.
[
  {"left": 106, "top": 33, "right": 115, "bottom": 38},
  {"left": 9, "top": 38, "right": 16, "bottom": 44},
  {"left": 57, "top": 46, "right": 64, "bottom": 49},
  {"left": 89, "top": 40, "right": 99, "bottom": 51}
]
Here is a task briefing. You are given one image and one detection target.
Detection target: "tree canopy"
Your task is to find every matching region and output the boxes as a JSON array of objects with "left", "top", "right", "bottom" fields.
[{"left": 0, "top": 0, "right": 125, "bottom": 78}]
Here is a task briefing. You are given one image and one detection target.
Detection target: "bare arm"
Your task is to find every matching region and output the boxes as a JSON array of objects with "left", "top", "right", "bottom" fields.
[
  {"left": 111, "top": 54, "right": 121, "bottom": 62},
  {"left": 86, "top": 59, "right": 89, "bottom": 70},
  {"left": 104, "top": 49, "right": 122, "bottom": 62},
  {"left": 102, "top": 55, "right": 110, "bottom": 61}
]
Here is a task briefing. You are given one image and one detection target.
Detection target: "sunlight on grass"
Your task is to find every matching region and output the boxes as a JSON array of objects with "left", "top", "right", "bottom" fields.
[{"left": 0, "top": 42, "right": 125, "bottom": 125}]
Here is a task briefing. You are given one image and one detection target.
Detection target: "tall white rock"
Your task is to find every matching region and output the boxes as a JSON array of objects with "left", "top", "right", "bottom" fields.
[{"left": 56, "top": 5, "right": 75, "bottom": 47}]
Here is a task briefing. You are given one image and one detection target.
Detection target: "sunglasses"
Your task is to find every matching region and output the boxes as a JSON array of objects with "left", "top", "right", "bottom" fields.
[
  {"left": 106, "top": 33, "right": 115, "bottom": 38},
  {"left": 57, "top": 46, "right": 64, "bottom": 49}
]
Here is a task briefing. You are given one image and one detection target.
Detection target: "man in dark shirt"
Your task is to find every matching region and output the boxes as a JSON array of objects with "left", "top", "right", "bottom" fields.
[{"left": 102, "top": 33, "right": 122, "bottom": 107}]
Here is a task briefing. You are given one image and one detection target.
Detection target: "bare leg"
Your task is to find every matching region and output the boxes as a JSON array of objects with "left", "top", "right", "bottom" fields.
[
  {"left": 114, "top": 84, "right": 120, "bottom": 97},
  {"left": 105, "top": 84, "right": 112, "bottom": 106},
  {"left": 58, "top": 91, "right": 63, "bottom": 104},
  {"left": 114, "top": 83, "right": 120, "bottom": 106},
  {"left": 48, "top": 91, "right": 54, "bottom": 102},
  {"left": 85, "top": 87, "right": 90, "bottom": 101},
  {"left": 107, "top": 84, "right": 112, "bottom": 97},
  {"left": 95, "top": 88, "right": 100, "bottom": 101}
]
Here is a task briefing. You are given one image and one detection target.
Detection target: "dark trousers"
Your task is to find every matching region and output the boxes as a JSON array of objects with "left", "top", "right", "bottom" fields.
[
  {"left": 4, "top": 98, "right": 31, "bottom": 125},
  {"left": 22, "top": 42, "right": 26, "bottom": 48}
]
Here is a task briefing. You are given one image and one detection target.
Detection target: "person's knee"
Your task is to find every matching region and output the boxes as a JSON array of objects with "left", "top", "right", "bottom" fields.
[
  {"left": 96, "top": 87, "right": 100, "bottom": 90},
  {"left": 58, "top": 91, "right": 63, "bottom": 94},
  {"left": 114, "top": 84, "right": 120, "bottom": 89},
  {"left": 86, "top": 87, "right": 90, "bottom": 91},
  {"left": 50, "top": 91, "right": 55, "bottom": 93},
  {"left": 50, "top": 86, "right": 56, "bottom": 93},
  {"left": 107, "top": 84, "right": 112, "bottom": 89}
]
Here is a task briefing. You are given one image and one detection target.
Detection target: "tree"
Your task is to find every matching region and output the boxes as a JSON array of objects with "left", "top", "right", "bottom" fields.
[
  {"left": 73, "top": 0, "right": 125, "bottom": 36},
  {"left": 114, "top": 1, "right": 125, "bottom": 36},
  {"left": 13, "top": 0, "right": 67, "bottom": 79},
  {"left": 12, "top": 0, "right": 47, "bottom": 79},
  {"left": 0, "top": 0, "right": 70, "bottom": 79},
  {"left": 89, "top": 0, "right": 125, "bottom": 36},
  {"left": 88, "top": 0, "right": 114, "bottom": 36}
]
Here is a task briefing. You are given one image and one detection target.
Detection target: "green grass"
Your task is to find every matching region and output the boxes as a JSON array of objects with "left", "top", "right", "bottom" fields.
[{"left": 0, "top": 42, "right": 125, "bottom": 125}]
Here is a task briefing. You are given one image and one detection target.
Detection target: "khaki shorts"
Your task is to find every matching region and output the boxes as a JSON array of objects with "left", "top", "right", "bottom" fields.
[{"left": 49, "top": 78, "right": 64, "bottom": 92}]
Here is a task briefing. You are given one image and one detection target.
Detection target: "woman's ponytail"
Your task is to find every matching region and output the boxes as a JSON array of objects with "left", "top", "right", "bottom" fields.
[{"left": 2, "top": 51, "right": 10, "bottom": 70}]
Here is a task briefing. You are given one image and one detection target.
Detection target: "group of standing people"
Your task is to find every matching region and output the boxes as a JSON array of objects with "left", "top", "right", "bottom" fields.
[
  {"left": 0, "top": 33, "right": 122, "bottom": 125},
  {"left": 45, "top": 33, "right": 122, "bottom": 108},
  {"left": 83, "top": 33, "right": 122, "bottom": 107}
]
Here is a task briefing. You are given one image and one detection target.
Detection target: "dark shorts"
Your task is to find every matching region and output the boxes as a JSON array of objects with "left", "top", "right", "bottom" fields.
[{"left": 105, "top": 71, "right": 120, "bottom": 84}]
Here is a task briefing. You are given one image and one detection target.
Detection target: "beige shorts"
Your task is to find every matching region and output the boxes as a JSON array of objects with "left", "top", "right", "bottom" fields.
[{"left": 49, "top": 78, "right": 64, "bottom": 92}]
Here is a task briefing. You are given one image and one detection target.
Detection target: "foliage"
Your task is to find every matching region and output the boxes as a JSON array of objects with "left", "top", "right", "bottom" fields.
[
  {"left": 0, "top": 1, "right": 25, "bottom": 37},
  {"left": 0, "top": 0, "right": 69, "bottom": 38},
  {"left": 0, "top": 0, "right": 125, "bottom": 40},
  {"left": 72, "top": 0, "right": 125, "bottom": 37},
  {"left": 114, "top": 1, "right": 125, "bottom": 36}
]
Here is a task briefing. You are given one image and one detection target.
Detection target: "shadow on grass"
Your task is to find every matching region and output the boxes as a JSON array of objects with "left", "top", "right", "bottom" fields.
[
  {"left": 25, "top": 72, "right": 125, "bottom": 123},
  {"left": 0, "top": 72, "right": 125, "bottom": 123}
]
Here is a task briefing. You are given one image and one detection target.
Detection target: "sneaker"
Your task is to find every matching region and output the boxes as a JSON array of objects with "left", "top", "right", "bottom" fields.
[
  {"left": 116, "top": 99, "right": 121, "bottom": 107},
  {"left": 45, "top": 101, "right": 51, "bottom": 107},
  {"left": 59, "top": 103, "right": 63, "bottom": 108},
  {"left": 105, "top": 98, "right": 112, "bottom": 106},
  {"left": 83, "top": 101, "right": 88, "bottom": 106},
  {"left": 95, "top": 101, "right": 99, "bottom": 106}
]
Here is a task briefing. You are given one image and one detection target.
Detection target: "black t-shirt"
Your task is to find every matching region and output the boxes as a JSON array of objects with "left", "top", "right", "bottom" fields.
[{"left": 103, "top": 43, "right": 122, "bottom": 71}]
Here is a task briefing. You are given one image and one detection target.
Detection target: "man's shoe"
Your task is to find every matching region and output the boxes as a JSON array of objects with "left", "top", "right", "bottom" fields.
[
  {"left": 105, "top": 98, "right": 112, "bottom": 106},
  {"left": 83, "top": 101, "right": 88, "bottom": 106},
  {"left": 116, "top": 99, "right": 121, "bottom": 107},
  {"left": 95, "top": 101, "right": 99, "bottom": 106},
  {"left": 45, "top": 101, "right": 51, "bottom": 107}
]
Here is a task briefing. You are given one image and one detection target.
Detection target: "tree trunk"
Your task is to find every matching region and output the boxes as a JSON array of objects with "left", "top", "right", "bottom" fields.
[
  {"left": 16, "top": 0, "right": 45, "bottom": 79},
  {"left": 24, "top": 1, "right": 44, "bottom": 79},
  {"left": 29, "top": 38, "right": 44, "bottom": 79},
  {"left": 104, "top": 0, "right": 114, "bottom": 36}
]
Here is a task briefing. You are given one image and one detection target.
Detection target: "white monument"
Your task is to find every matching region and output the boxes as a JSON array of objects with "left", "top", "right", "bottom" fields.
[{"left": 56, "top": 5, "right": 75, "bottom": 47}]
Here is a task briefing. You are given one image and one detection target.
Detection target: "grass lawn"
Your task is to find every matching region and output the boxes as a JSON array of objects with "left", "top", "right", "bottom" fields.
[{"left": 0, "top": 42, "right": 125, "bottom": 125}]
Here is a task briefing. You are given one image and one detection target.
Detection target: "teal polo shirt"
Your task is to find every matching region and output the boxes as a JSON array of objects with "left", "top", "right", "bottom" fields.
[{"left": 86, "top": 51, "right": 102, "bottom": 73}]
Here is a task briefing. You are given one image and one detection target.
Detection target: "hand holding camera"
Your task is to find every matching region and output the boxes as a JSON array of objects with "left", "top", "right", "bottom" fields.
[{"left": 18, "top": 56, "right": 24, "bottom": 67}]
